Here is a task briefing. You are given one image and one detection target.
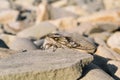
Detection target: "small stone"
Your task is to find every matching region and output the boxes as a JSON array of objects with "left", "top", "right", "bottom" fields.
[
  {"left": 107, "top": 32, "right": 120, "bottom": 54},
  {"left": 107, "top": 60, "right": 120, "bottom": 79},
  {"left": 49, "top": 5, "right": 79, "bottom": 19},
  {"left": 67, "top": 0, "right": 104, "bottom": 13},
  {"left": 9, "top": 37, "right": 37, "bottom": 50},
  {"left": 51, "top": 0, "right": 67, "bottom": 7},
  {"left": 36, "top": 3, "right": 49, "bottom": 23},
  {"left": 80, "top": 63, "right": 114, "bottom": 80},
  {"left": 90, "top": 32, "right": 111, "bottom": 41},
  {"left": 63, "top": 5, "right": 88, "bottom": 16},
  {"left": 77, "top": 10, "right": 120, "bottom": 24},
  {"left": 95, "top": 45, "right": 120, "bottom": 61},
  {"left": 33, "top": 39, "right": 44, "bottom": 48},
  {"left": 0, "top": 10, "right": 19, "bottom": 24},
  {"left": 0, "top": 48, "right": 93, "bottom": 80},
  {"left": 0, "top": 34, "right": 16, "bottom": 46},
  {"left": 17, "top": 21, "right": 57, "bottom": 39},
  {"left": 57, "top": 17, "right": 78, "bottom": 31},
  {"left": 0, "top": 0, "right": 10, "bottom": 10},
  {"left": 103, "top": 0, "right": 120, "bottom": 10}
]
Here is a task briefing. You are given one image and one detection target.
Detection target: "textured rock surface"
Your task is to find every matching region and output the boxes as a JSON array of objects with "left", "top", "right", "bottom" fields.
[
  {"left": 80, "top": 63, "right": 114, "bottom": 80},
  {"left": 0, "top": 48, "right": 93, "bottom": 80},
  {"left": 0, "top": 48, "right": 17, "bottom": 59},
  {"left": 9, "top": 37, "right": 37, "bottom": 50},
  {"left": 17, "top": 22, "right": 57, "bottom": 39},
  {"left": 95, "top": 45, "right": 120, "bottom": 61},
  {"left": 107, "top": 32, "right": 120, "bottom": 54}
]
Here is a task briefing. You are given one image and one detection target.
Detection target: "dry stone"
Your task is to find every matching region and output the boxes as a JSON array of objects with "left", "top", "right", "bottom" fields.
[
  {"left": 17, "top": 22, "right": 57, "bottom": 39},
  {"left": 80, "top": 63, "right": 114, "bottom": 80},
  {"left": 107, "top": 32, "right": 120, "bottom": 54},
  {"left": 0, "top": 48, "right": 93, "bottom": 80}
]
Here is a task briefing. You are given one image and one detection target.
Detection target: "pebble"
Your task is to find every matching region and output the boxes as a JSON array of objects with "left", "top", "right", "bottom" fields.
[
  {"left": 80, "top": 63, "right": 114, "bottom": 80},
  {"left": 9, "top": 37, "right": 37, "bottom": 50},
  {"left": 17, "top": 21, "right": 57, "bottom": 39},
  {"left": 107, "top": 32, "right": 120, "bottom": 54}
]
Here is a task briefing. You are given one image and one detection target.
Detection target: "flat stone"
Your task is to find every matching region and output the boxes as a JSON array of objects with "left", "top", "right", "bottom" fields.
[
  {"left": 49, "top": 5, "right": 78, "bottom": 19},
  {"left": 80, "top": 63, "right": 114, "bottom": 80},
  {"left": 0, "top": 0, "right": 10, "bottom": 10},
  {"left": 107, "top": 60, "right": 120, "bottom": 79},
  {"left": 36, "top": 3, "right": 49, "bottom": 23},
  {"left": 95, "top": 45, "right": 120, "bottom": 61},
  {"left": 107, "top": 32, "right": 120, "bottom": 54},
  {"left": 103, "top": 0, "right": 120, "bottom": 10},
  {"left": 9, "top": 37, "right": 37, "bottom": 50},
  {"left": 17, "top": 22, "right": 57, "bottom": 39},
  {"left": 0, "top": 48, "right": 17, "bottom": 59},
  {"left": 67, "top": 0, "right": 104, "bottom": 13},
  {"left": 0, "top": 48, "right": 93, "bottom": 80},
  {"left": 63, "top": 5, "right": 88, "bottom": 16},
  {"left": 77, "top": 10, "right": 120, "bottom": 24},
  {"left": 90, "top": 32, "right": 111, "bottom": 41}
]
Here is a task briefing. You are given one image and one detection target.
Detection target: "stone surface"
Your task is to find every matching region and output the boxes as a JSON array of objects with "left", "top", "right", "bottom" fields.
[
  {"left": 80, "top": 63, "right": 114, "bottom": 80},
  {"left": 90, "top": 32, "right": 111, "bottom": 41},
  {"left": 0, "top": 10, "right": 19, "bottom": 24},
  {"left": 107, "top": 32, "right": 120, "bottom": 54},
  {"left": 95, "top": 45, "right": 120, "bottom": 61},
  {"left": 107, "top": 60, "right": 120, "bottom": 79},
  {"left": 0, "top": 0, "right": 10, "bottom": 10},
  {"left": 67, "top": 0, "right": 104, "bottom": 13},
  {"left": 56, "top": 17, "right": 78, "bottom": 31},
  {"left": 0, "top": 48, "right": 93, "bottom": 80},
  {"left": 64, "top": 5, "right": 88, "bottom": 16},
  {"left": 103, "top": 0, "right": 120, "bottom": 10},
  {"left": 0, "top": 48, "right": 17, "bottom": 59},
  {"left": 51, "top": 0, "right": 67, "bottom": 7},
  {"left": 36, "top": 3, "right": 49, "bottom": 23},
  {"left": 0, "top": 34, "right": 16, "bottom": 46},
  {"left": 77, "top": 10, "right": 120, "bottom": 24},
  {"left": 17, "top": 22, "right": 57, "bottom": 39},
  {"left": 9, "top": 37, "right": 37, "bottom": 50},
  {"left": 49, "top": 5, "right": 78, "bottom": 19}
]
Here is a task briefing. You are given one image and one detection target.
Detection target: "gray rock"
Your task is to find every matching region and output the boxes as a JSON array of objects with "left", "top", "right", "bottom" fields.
[
  {"left": 17, "top": 22, "right": 57, "bottom": 39},
  {"left": 80, "top": 63, "right": 114, "bottom": 80},
  {"left": 9, "top": 37, "right": 37, "bottom": 50},
  {"left": 0, "top": 48, "right": 93, "bottom": 80}
]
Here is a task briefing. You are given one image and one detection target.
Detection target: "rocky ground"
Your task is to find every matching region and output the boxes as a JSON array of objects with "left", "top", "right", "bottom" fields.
[{"left": 0, "top": 0, "right": 120, "bottom": 80}]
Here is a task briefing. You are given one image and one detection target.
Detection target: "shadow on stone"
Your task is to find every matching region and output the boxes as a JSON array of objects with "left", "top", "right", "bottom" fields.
[{"left": 0, "top": 39, "right": 9, "bottom": 48}]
